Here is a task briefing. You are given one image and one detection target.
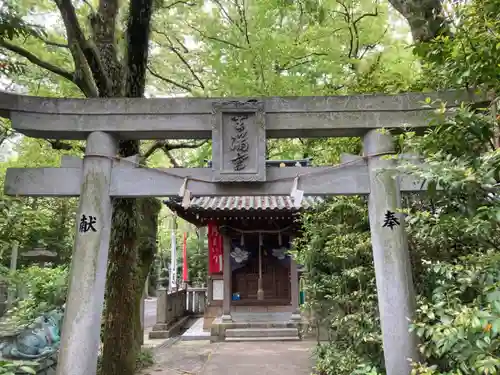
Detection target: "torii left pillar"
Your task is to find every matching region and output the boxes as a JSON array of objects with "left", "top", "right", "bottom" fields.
[{"left": 56, "top": 131, "right": 117, "bottom": 375}]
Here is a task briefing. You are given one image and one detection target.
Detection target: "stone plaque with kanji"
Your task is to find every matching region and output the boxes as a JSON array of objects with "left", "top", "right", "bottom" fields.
[{"left": 211, "top": 100, "right": 266, "bottom": 182}]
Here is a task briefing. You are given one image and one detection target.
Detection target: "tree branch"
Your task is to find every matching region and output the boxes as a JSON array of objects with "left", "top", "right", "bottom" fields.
[
  {"left": 35, "top": 35, "right": 69, "bottom": 48},
  {"left": 163, "top": 0, "right": 196, "bottom": 8},
  {"left": 211, "top": 0, "right": 239, "bottom": 30},
  {"left": 90, "top": 0, "right": 122, "bottom": 94},
  {"left": 143, "top": 140, "right": 208, "bottom": 160},
  {"left": 0, "top": 39, "right": 74, "bottom": 82},
  {"left": 234, "top": 0, "right": 250, "bottom": 45},
  {"left": 124, "top": 0, "right": 154, "bottom": 97},
  {"left": 165, "top": 150, "right": 181, "bottom": 167},
  {"left": 187, "top": 23, "right": 245, "bottom": 49},
  {"left": 152, "top": 29, "right": 205, "bottom": 89},
  {"left": 279, "top": 52, "right": 328, "bottom": 71},
  {"left": 55, "top": 0, "right": 112, "bottom": 96},
  {"left": 147, "top": 66, "right": 194, "bottom": 93},
  {"left": 351, "top": 4, "right": 379, "bottom": 58},
  {"left": 47, "top": 140, "right": 85, "bottom": 152}
]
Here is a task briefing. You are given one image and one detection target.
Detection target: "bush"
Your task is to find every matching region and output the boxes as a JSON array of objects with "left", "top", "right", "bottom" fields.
[
  {"left": 0, "top": 360, "right": 36, "bottom": 375},
  {"left": 4, "top": 265, "right": 68, "bottom": 326},
  {"left": 410, "top": 252, "right": 500, "bottom": 375}
]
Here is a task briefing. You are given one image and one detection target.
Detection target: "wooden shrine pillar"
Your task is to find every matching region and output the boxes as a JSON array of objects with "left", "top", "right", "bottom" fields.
[
  {"left": 289, "top": 235, "right": 300, "bottom": 321},
  {"left": 222, "top": 235, "right": 232, "bottom": 321},
  {"left": 290, "top": 260, "right": 301, "bottom": 321},
  {"left": 364, "top": 129, "right": 418, "bottom": 375}
]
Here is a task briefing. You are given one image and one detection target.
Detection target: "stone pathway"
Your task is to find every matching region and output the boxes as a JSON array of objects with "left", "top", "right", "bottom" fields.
[
  {"left": 141, "top": 340, "right": 315, "bottom": 375},
  {"left": 181, "top": 317, "right": 211, "bottom": 341}
]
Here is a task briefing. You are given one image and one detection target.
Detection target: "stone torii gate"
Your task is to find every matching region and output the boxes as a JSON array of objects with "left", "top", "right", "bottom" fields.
[{"left": 0, "top": 90, "right": 480, "bottom": 375}]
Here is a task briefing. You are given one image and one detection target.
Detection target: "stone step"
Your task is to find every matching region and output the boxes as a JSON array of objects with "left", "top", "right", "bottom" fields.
[
  {"left": 226, "top": 327, "right": 299, "bottom": 338},
  {"left": 225, "top": 336, "right": 300, "bottom": 342},
  {"left": 219, "top": 321, "right": 299, "bottom": 329}
]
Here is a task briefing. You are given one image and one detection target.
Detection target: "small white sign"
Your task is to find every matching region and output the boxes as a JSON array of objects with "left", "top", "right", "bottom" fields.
[{"left": 212, "top": 279, "right": 224, "bottom": 300}]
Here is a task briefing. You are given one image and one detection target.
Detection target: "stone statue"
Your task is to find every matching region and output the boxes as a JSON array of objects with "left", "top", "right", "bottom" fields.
[{"left": 0, "top": 305, "right": 64, "bottom": 360}]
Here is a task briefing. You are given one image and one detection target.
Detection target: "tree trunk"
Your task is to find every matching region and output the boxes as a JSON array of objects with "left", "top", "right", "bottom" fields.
[
  {"left": 99, "top": 0, "right": 154, "bottom": 370},
  {"left": 101, "top": 180, "right": 161, "bottom": 375},
  {"left": 101, "top": 141, "right": 141, "bottom": 375},
  {"left": 134, "top": 198, "right": 161, "bottom": 349},
  {"left": 101, "top": 198, "right": 139, "bottom": 375},
  {"left": 388, "top": 0, "right": 451, "bottom": 42}
]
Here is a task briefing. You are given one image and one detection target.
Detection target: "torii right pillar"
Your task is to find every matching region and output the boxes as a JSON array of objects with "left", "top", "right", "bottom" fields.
[{"left": 363, "top": 129, "right": 418, "bottom": 375}]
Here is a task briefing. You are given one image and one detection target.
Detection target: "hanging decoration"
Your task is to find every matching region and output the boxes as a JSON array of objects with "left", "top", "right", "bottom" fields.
[
  {"left": 208, "top": 221, "right": 223, "bottom": 274},
  {"left": 231, "top": 247, "right": 249, "bottom": 264},
  {"left": 290, "top": 175, "right": 304, "bottom": 208},
  {"left": 271, "top": 247, "right": 287, "bottom": 260},
  {"left": 178, "top": 177, "right": 191, "bottom": 209}
]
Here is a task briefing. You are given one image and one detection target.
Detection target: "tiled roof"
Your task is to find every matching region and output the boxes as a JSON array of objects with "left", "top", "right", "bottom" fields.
[{"left": 166, "top": 196, "right": 322, "bottom": 212}]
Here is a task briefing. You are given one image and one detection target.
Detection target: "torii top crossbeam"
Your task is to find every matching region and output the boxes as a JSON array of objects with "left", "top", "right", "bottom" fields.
[{"left": 0, "top": 90, "right": 483, "bottom": 140}]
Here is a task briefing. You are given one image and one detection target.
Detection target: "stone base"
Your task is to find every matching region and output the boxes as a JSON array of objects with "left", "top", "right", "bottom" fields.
[
  {"left": 256, "top": 289, "right": 264, "bottom": 301},
  {"left": 149, "top": 315, "right": 191, "bottom": 339},
  {"left": 210, "top": 317, "right": 302, "bottom": 342},
  {"left": 203, "top": 305, "right": 296, "bottom": 331},
  {"left": 290, "top": 312, "right": 301, "bottom": 322},
  {"left": 221, "top": 314, "right": 232, "bottom": 322}
]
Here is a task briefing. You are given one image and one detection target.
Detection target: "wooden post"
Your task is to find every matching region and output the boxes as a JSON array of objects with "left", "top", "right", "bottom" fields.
[
  {"left": 56, "top": 131, "right": 117, "bottom": 375},
  {"left": 222, "top": 235, "right": 232, "bottom": 322},
  {"left": 257, "top": 233, "right": 264, "bottom": 300},
  {"left": 364, "top": 129, "right": 418, "bottom": 375},
  {"left": 193, "top": 291, "right": 199, "bottom": 314},
  {"left": 207, "top": 275, "right": 213, "bottom": 306},
  {"left": 289, "top": 254, "right": 300, "bottom": 321},
  {"left": 139, "top": 276, "right": 148, "bottom": 344},
  {"left": 187, "top": 288, "right": 193, "bottom": 312},
  {"left": 170, "top": 215, "right": 177, "bottom": 291}
]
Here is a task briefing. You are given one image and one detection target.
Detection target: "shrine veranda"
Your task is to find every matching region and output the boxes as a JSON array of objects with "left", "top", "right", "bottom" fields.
[{"left": 0, "top": 89, "right": 485, "bottom": 375}]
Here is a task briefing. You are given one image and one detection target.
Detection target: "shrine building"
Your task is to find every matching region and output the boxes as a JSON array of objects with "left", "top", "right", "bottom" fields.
[{"left": 165, "top": 159, "right": 320, "bottom": 340}]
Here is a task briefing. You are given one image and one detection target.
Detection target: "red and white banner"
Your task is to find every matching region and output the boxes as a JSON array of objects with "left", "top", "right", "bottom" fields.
[{"left": 208, "top": 221, "right": 223, "bottom": 274}]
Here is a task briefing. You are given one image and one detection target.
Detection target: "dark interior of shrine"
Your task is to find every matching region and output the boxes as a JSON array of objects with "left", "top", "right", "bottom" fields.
[{"left": 228, "top": 231, "right": 292, "bottom": 305}]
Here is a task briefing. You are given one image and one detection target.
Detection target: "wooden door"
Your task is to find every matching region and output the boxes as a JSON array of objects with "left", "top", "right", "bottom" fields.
[{"left": 233, "top": 251, "right": 290, "bottom": 303}]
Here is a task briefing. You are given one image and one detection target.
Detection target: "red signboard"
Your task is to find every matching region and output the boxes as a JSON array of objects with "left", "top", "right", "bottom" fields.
[{"left": 208, "top": 221, "right": 223, "bottom": 274}]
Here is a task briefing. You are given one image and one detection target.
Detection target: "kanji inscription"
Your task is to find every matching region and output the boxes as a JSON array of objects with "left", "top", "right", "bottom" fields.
[
  {"left": 230, "top": 115, "right": 249, "bottom": 171},
  {"left": 382, "top": 210, "right": 400, "bottom": 230},
  {"left": 211, "top": 101, "right": 266, "bottom": 182},
  {"left": 79, "top": 214, "right": 97, "bottom": 233}
]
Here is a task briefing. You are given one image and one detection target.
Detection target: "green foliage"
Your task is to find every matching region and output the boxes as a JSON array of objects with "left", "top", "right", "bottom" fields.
[
  {"left": 135, "top": 348, "right": 155, "bottom": 371},
  {"left": 4, "top": 266, "right": 68, "bottom": 327},
  {"left": 187, "top": 231, "right": 208, "bottom": 286},
  {"left": 0, "top": 138, "right": 79, "bottom": 265},
  {"left": 410, "top": 252, "right": 500, "bottom": 375},
  {"left": 401, "top": 105, "right": 500, "bottom": 375},
  {"left": 415, "top": 0, "right": 500, "bottom": 92},
  {"left": 296, "top": 197, "right": 382, "bottom": 374},
  {"left": 0, "top": 360, "right": 36, "bottom": 375}
]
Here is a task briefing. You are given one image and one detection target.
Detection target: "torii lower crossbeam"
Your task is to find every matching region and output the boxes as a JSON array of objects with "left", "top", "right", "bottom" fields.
[{"left": 5, "top": 160, "right": 426, "bottom": 197}]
